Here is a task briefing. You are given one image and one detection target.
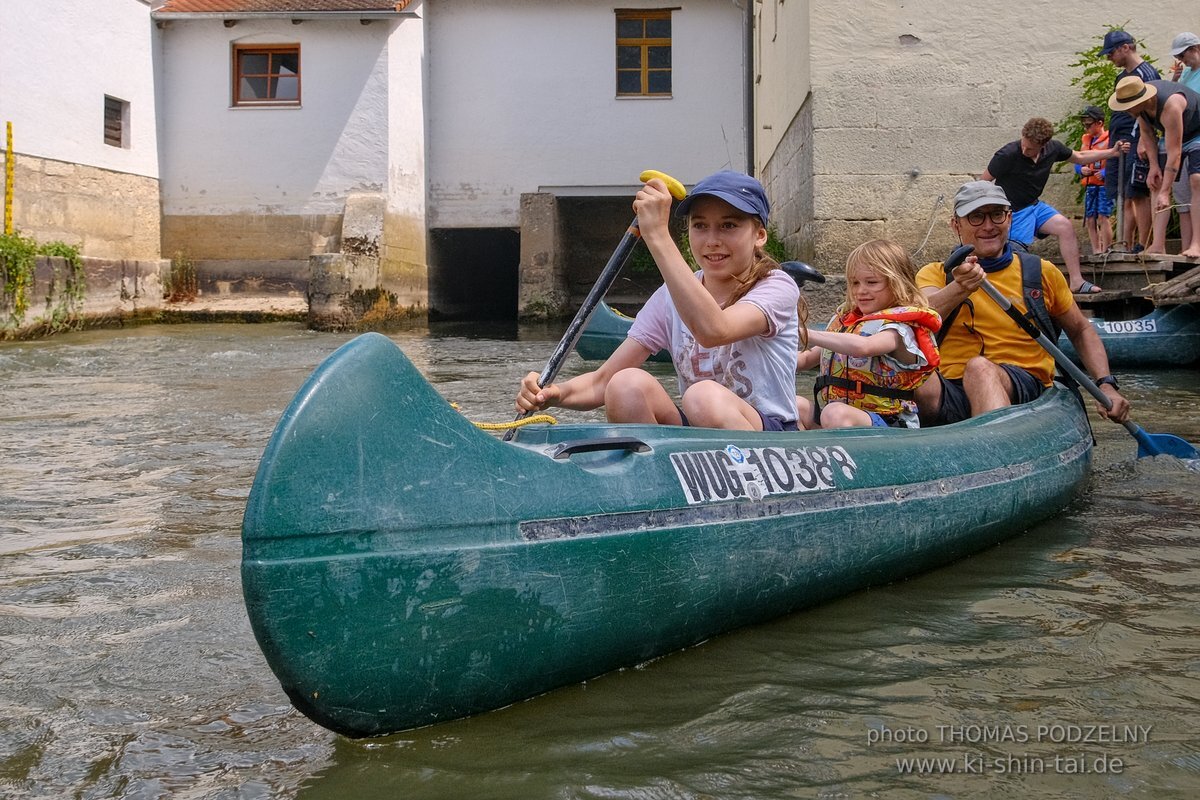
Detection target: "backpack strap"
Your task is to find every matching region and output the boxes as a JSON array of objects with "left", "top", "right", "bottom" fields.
[{"left": 1016, "top": 251, "right": 1061, "bottom": 341}]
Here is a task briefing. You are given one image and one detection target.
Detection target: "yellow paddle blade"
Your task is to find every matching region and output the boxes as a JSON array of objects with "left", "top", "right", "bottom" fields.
[{"left": 638, "top": 170, "right": 687, "bottom": 200}]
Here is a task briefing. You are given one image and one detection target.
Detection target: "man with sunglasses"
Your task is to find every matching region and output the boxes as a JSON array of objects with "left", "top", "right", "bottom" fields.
[
  {"left": 982, "top": 117, "right": 1128, "bottom": 294},
  {"left": 913, "top": 181, "right": 1131, "bottom": 427}
]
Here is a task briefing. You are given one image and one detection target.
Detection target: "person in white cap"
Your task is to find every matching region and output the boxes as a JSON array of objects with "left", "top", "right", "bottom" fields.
[
  {"left": 1167, "top": 32, "right": 1200, "bottom": 252},
  {"left": 1168, "top": 32, "right": 1200, "bottom": 91},
  {"left": 1110, "top": 76, "right": 1200, "bottom": 258}
]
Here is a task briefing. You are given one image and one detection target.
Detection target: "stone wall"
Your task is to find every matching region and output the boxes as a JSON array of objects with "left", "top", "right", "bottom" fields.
[
  {"left": 5, "top": 154, "right": 160, "bottom": 261},
  {"left": 381, "top": 209, "right": 428, "bottom": 312},
  {"left": 2, "top": 255, "right": 165, "bottom": 338}
]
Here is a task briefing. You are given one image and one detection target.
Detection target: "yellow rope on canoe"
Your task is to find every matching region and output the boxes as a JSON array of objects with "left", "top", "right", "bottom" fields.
[
  {"left": 472, "top": 414, "right": 557, "bottom": 431},
  {"left": 449, "top": 403, "right": 557, "bottom": 430}
]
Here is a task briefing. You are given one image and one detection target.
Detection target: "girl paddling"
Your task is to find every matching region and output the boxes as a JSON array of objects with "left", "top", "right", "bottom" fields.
[{"left": 517, "top": 170, "right": 805, "bottom": 431}]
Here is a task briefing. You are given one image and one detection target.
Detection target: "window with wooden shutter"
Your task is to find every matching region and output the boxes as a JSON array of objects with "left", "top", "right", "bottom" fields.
[{"left": 104, "top": 96, "right": 127, "bottom": 148}]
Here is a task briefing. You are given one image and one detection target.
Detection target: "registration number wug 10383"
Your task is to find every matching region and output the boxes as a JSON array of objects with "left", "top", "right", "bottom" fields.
[{"left": 669, "top": 444, "right": 858, "bottom": 505}]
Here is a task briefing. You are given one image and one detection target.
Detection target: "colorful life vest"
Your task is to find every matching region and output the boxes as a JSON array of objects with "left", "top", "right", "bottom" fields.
[
  {"left": 1078, "top": 130, "right": 1109, "bottom": 187},
  {"left": 813, "top": 306, "right": 942, "bottom": 419}
]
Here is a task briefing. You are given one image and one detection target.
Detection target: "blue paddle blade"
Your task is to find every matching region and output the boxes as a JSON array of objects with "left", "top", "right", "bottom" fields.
[{"left": 1131, "top": 425, "right": 1200, "bottom": 459}]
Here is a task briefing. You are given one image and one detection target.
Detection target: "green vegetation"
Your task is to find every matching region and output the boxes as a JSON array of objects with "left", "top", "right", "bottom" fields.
[
  {"left": 0, "top": 230, "right": 37, "bottom": 325},
  {"left": 1, "top": 231, "right": 84, "bottom": 335},
  {"left": 164, "top": 250, "right": 199, "bottom": 302}
]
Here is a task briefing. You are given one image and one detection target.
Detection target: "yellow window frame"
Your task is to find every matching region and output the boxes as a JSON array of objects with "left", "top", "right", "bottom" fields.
[{"left": 616, "top": 9, "right": 672, "bottom": 97}]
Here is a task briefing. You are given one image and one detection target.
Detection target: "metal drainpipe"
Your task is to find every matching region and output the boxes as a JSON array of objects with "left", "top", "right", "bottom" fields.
[{"left": 741, "top": 0, "right": 755, "bottom": 174}]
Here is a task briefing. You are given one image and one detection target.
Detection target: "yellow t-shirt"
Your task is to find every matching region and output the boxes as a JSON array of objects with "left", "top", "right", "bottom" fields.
[{"left": 915, "top": 254, "right": 1074, "bottom": 385}]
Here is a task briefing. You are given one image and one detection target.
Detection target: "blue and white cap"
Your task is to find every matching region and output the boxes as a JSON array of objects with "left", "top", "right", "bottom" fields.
[{"left": 675, "top": 170, "right": 770, "bottom": 226}]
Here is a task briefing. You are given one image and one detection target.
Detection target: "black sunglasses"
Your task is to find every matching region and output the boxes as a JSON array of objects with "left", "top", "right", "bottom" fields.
[{"left": 964, "top": 208, "right": 1010, "bottom": 227}]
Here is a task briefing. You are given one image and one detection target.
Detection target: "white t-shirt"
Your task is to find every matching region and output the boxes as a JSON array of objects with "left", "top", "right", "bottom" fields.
[{"left": 627, "top": 269, "right": 800, "bottom": 424}]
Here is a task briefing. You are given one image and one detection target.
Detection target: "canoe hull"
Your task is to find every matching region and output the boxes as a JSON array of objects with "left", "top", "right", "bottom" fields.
[
  {"left": 242, "top": 333, "right": 1092, "bottom": 737},
  {"left": 578, "top": 300, "right": 1200, "bottom": 367},
  {"left": 1057, "top": 304, "right": 1200, "bottom": 366}
]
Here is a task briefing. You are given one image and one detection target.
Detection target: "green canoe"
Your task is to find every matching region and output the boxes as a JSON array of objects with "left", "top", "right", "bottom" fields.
[{"left": 242, "top": 333, "right": 1093, "bottom": 738}]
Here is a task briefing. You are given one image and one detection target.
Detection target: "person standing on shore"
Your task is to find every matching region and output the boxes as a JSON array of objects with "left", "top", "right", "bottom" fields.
[
  {"left": 1076, "top": 105, "right": 1114, "bottom": 255},
  {"left": 1166, "top": 32, "right": 1200, "bottom": 252},
  {"left": 1110, "top": 76, "right": 1200, "bottom": 259},
  {"left": 1101, "top": 29, "right": 1160, "bottom": 253}
]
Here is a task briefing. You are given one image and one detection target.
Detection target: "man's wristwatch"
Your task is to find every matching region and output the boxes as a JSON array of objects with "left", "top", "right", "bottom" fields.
[{"left": 1097, "top": 375, "right": 1120, "bottom": 390}]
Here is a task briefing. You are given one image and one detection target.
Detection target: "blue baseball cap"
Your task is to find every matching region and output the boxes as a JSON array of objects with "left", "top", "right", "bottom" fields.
[
  {"left": 1100, "top": 29, "right": 1134, "bottom": 55},
  {"left": 675, "top": 170, "right": 770, "bottom": 226}
]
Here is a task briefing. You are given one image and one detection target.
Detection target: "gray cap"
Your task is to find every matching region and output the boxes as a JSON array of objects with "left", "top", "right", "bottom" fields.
[
  {"left": 954, "top": 181, "right": 1011, "bottom": 216},
  {"left": 1170, "top": 32, "right": 1200, "bottom": 56}
]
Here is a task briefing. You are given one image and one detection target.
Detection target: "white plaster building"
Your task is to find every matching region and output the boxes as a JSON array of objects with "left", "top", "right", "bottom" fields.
[{"left": 1, "top": 0, "right": 162, "bottom": 259}]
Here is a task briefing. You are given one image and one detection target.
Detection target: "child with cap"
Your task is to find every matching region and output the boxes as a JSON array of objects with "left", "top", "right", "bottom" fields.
[
  {"left": 1101, "top": 28, "right": 1160, "bottom": 253},
  {"left": 1076, "top": 105, "right": 1113, "bottom": 254},
  {"left": 516, "top": 170, "right": 805, "bottom": 431}
]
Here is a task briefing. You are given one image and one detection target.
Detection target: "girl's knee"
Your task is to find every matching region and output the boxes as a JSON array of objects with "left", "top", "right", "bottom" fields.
[
  {"left": 605, "top": 367, "right": 655, "bottom": 403},
  {"left": 820, "top": 402, "right": 871, "bottom": 429},
  {"left": 680, "top": 380, "right": 722, "bottom": 414}
]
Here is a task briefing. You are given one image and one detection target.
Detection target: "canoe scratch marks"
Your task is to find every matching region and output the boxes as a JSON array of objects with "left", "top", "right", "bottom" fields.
[{"left": 417, "top": 434, "right": 455, "bottom": 449}]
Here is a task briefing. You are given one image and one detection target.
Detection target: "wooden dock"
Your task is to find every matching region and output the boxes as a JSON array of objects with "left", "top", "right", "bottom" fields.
[{"left": 1075, "top": 252, "right": 1200, "bottom": 307}]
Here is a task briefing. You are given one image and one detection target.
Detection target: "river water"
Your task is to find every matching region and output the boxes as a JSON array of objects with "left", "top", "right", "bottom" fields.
[{"left": 1, "top": 321, "right": 1198, "bottom": 799}]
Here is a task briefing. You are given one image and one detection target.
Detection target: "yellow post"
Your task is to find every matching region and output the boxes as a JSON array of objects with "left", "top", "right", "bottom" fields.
[{"left": 4, "top": 121, "right": 12, "bottom": 235}]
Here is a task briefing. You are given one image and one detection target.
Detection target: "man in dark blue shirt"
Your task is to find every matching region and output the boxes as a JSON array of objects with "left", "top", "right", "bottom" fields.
[{"left": 1101, "top": 28, "right": 1161, "bottom": 252}]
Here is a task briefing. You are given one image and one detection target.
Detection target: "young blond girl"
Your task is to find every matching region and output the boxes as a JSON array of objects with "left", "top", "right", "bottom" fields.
[
  {"left": 517, "top": 171, "right": 806, "bottom": 431},
  {"left": 796, "top": 239, "right": 940, "bottom": 429}
]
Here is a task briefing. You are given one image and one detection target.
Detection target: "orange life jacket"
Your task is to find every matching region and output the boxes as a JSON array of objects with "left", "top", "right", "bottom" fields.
[
  {"left": 814, "top": 306, "right": 941, "bottom": 418},
  {"left": 1079, "top": 130, "right": 1109, "bottom": 187}
]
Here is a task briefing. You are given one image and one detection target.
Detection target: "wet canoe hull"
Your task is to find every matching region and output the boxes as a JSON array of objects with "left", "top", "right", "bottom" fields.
[
  {"left": 1057, "top": 304, "right": 1200, "bottom": 366},
  {"left": 242, "top": 333, "right": 1093, "bottom": 737}
]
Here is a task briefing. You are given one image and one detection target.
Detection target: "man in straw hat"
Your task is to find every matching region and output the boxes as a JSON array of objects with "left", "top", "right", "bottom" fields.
[
  {"left": 1110, "top": 75, "right": 1200, "bottom": 258},
  {"left": 913, "top": 181, "right": 1130, "bottom": 426}
]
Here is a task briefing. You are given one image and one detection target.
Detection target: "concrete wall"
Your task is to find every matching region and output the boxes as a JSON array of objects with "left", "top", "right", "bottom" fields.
[
  {"left": 758, "top": 1, "right": 1198, "bottom": 273},
  {"left": 383, "top": 6, "right": 428, "bottom": 309},
  {"left": 426, "top": 0, "right": 749, "bottom": 229},
  {"left": 2, "top": 255, "right": 166, "bottom": 339},
  {"left": 1, "top": 0, "right": 161, "bottom": 259}
]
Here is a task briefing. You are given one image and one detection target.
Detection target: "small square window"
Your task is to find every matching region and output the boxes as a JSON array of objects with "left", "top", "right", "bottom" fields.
[
  {"left": 233, "top": 45, "right": 301, "bottom": 107},
  {"left": 104, "top": 95, "right": 128, "bottom": 148},
  {"left": 615, "top": 10, "right": 672, "bottom": 97}
]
